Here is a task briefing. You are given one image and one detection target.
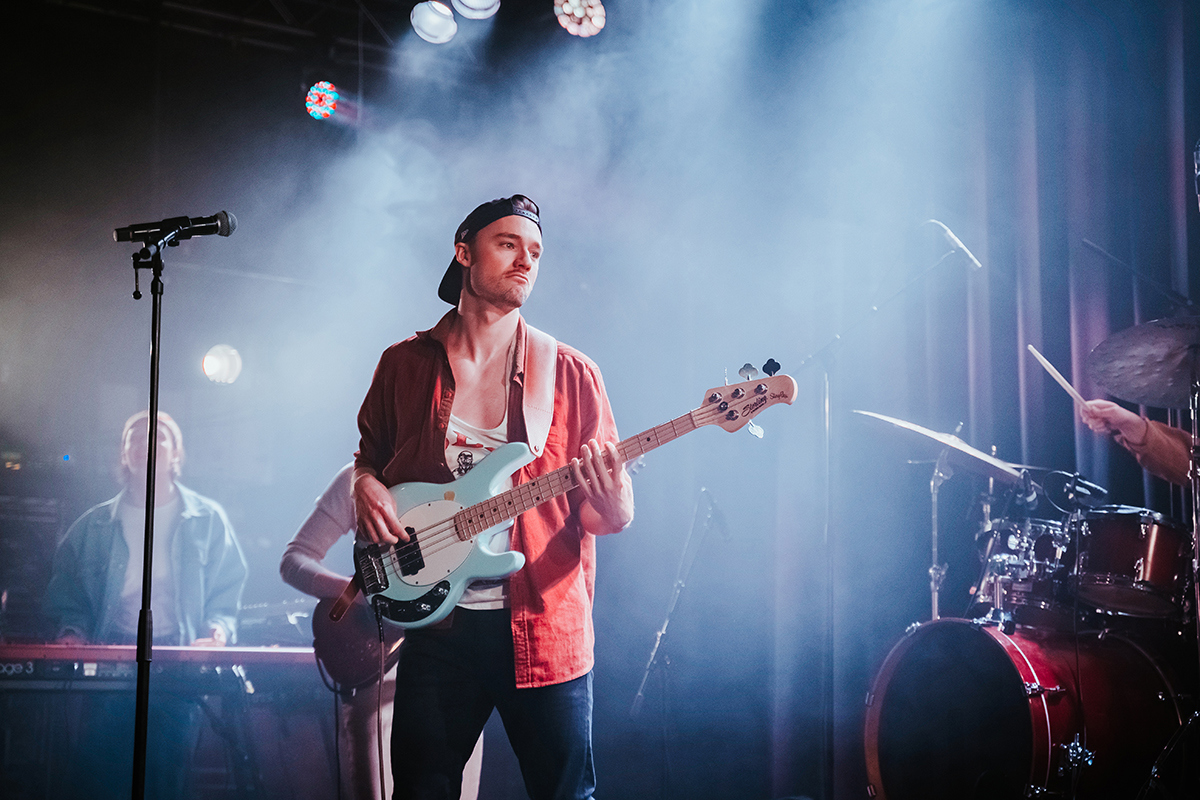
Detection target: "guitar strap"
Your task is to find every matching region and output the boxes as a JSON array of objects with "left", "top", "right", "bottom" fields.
[
  {"left": 522, "top": 321, "right": 557, "bottom": 459},
  {"left": 328, "top": 575, "right": 360, "bottom": 622}
]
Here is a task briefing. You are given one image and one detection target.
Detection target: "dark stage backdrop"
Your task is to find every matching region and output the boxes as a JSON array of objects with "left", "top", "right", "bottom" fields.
[
  {"left": 805, "top": 2, "right": 1200, "bottom": 799},
  {"left": 1, "top": 2, "right": 1198, "bottom": 800}
]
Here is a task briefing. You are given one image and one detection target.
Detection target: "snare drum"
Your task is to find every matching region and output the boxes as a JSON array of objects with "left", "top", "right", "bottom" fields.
[
  {"left": 864, "top": 618, "right": 1183, "bottom": 800},
  {"left": 1073, "top": 506, "right": 1189, "bottom": 617}
]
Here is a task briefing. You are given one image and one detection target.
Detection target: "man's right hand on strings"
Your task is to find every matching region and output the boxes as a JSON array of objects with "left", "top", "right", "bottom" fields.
[{"left": 352, "top": 468, "right": 408, "bottom": 545}]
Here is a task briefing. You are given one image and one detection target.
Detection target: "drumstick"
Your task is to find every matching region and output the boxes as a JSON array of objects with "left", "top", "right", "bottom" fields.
[{"left": 1027, "top": 344, "right": 1088, "bottom": 406}]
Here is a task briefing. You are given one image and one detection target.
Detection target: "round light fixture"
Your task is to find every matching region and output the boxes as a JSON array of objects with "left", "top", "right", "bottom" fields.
[
  {"left": 202, "top": 344, "right": 243, "bottom": 384},
  {"left": 451, "top": 0, "right": 500, "bottom": 19},
  {"left": 411, "top": 1, "right": 458, "bottom": 44}
]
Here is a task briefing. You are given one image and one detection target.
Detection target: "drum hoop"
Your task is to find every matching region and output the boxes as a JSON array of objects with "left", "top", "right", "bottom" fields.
[
  {"left": 1082, "top": 505, "right": 1178, "bottom": 527},
  {"left": 983, "top": 625, "right": 1054, "bottom": 788},
  {"left": 863, "top": 619, "right": 1055, "bottom": 798}
]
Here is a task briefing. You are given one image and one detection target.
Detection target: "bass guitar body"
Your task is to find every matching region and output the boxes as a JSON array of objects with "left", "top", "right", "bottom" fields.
[{"left": 353, "top": 442, "right": 535, "bottom": 630}]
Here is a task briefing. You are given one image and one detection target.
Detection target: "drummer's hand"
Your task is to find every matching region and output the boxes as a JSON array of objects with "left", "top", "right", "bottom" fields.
[
  {"left": 352, "top": 468, "right": 407, "bottom": 545},
  {"left": 1080, "top": 400, "right": 1148, "bottom": 442}
]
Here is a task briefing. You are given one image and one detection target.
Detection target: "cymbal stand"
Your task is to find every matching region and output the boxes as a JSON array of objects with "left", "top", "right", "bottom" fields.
[{"left": 928, "top": 433, "right": 958, "bottom": 620}]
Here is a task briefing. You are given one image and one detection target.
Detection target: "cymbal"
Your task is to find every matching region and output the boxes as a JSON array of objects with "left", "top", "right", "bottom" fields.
[
  {"left": 853, "top": 410, "right": 1023, "bottom": 486},
  {"left": 1087, "top": 317, "right": 1200, "bottom": 408}
]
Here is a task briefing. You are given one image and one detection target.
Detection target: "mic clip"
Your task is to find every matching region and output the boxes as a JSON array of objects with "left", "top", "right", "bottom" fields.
[{"left": 1015, "top": 469, "right": 1039, "bottom": 510}]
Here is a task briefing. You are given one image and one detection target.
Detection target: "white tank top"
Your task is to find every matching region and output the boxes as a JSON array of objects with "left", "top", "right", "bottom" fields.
[{"left": 445, "top": 411, "right": 513, "bottom": 609}]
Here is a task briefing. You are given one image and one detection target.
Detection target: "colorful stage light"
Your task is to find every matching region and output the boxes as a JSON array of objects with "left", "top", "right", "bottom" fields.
[
  {"left": 554, "top": 0, "right": 605, "bottom": 37},
  {"left": 305, "top": 81, "right": 339, "bottom": 120}
]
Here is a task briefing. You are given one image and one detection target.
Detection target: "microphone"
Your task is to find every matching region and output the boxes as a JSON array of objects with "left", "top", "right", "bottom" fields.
[
  {"left": 926, "top": 219, "right": 983, "bottom": 270},
  {"left": 1016, "top": 469, "right": 1038, "bottom": 509},
  {"left": 114, "top": 211, "right": 237, "bottom": 243},
  {"left": 1073, "top": 476, "right": 1107, "bottom": 499},
  {"left": 1067, "top": 474, "right": 1108, "bottom": 508}
]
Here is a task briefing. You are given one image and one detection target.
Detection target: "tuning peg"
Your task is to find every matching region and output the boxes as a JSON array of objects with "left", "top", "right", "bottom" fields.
[
  {"left": 747, "top": 420, "right": 764, "bottom": 439},
  {"left": 738, "top": 363, "right": 758, "bottom": 380},
  {"left": 762, "top": 358, "right": 781, "bottom": 377}
]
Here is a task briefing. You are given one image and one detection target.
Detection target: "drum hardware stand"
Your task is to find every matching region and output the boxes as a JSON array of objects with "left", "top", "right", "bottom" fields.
[
  {"left": 1135, "top": 710, "right": 1199, "bottom": 800},
  {"left": 972, "top": 602, "right": 1015, "bottom": 635},
  {"left": 1057, "top": 733, "right": 1094, "bottom": 798},
  {"left": 928, "top": 424, "right": 961, "bottom": 620}
]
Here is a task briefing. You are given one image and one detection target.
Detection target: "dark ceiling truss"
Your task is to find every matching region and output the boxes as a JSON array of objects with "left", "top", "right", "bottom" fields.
[{"left": 45, "top": 0, "right": 405, "bottom": 69}]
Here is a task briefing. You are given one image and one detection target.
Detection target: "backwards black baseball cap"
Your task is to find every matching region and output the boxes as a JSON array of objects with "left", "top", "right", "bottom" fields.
[{"left": 438, "top": 194, "right": 541, "bottom": 305}]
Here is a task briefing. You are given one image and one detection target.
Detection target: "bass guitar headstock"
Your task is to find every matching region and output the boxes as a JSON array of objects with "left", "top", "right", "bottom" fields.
[{"left": 697, "top": 367, "right": 797, "bottom": 433}]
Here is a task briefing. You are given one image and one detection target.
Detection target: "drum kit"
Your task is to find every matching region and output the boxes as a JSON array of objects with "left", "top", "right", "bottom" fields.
[{"left": 861, "top": 318, "right": 1200, "bottom": 800}]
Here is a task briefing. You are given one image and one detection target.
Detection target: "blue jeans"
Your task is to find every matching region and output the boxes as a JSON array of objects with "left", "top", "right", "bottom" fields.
[{"left": 390, "top": 608, "right": 595, "bottom": 800}]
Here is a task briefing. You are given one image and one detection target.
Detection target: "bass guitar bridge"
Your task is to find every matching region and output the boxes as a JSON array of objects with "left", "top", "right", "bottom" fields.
[
  {"left": 374, "top": 582, "right": 452, "bottom": 625},
  {"left": 354, "top": 544, "right": 389, "bottom": 594}
]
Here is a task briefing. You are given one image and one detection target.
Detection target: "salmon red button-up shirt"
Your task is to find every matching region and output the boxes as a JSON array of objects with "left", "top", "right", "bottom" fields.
[{"left": 354, "top": 310, "right": 624, "bottom": 688}]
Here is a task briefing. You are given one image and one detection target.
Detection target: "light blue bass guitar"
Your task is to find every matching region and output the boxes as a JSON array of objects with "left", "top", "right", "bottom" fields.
[{"left": 353, "top": 372, "right": 797, "bottom": 629}]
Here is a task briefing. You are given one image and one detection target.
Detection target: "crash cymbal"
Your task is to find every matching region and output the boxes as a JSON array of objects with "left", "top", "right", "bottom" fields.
[
  {"left": 854, "top": 410, "right": 1023, "bottom": 486},
  {"left": 1087, "top": 317, "right": 1200, "bottom": 408}
]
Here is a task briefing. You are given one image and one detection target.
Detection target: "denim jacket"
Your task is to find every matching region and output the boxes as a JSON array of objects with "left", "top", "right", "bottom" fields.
[{"left": 44, "top": 483, "right": 248, "bottom": 645}]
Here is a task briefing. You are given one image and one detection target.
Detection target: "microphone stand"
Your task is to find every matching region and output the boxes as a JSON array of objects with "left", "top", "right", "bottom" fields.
[
  {"left": 1081, "top": 239, "right": 1195, "bottom": 313},
  {"left": 630, "top": 489, "right": 721, "bottom": 800},
  {"left": 795, "top": 242, "right": 967, "bottom": 800},
  {"left": 125, "top": 227, "right": 184, "bottom": 800}
]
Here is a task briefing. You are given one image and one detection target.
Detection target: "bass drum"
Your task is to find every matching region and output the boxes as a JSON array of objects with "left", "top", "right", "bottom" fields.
[{"left": 864, "top": 619, "right": 1183, "bottom": 800}]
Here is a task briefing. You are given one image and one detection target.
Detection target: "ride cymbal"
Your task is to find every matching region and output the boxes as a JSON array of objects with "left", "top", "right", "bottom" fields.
[{"left": 1087, "top": 317, "right": 1200, "bottom": 409}]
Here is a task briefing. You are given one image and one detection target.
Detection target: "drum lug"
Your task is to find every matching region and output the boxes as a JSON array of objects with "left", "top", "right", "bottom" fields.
[
  {"left": 972, "top": 610, "right": 1014, "bottom": 635},
  {"left": 1024, "top": 681, "right": 1064, "bottom": 698}
]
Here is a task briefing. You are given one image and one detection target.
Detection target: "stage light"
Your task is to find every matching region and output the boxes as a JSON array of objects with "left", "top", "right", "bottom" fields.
[
  {"left": 305, "top": 81, "right": 339, "bottom": 120},
  {"left": 203, "top": 344, "right": 243, "bottom": 384},
  {"left": 411, "top": 2, "right": 457, "bottom": 43},
  {"left": 554, "top": 0, "right": 605, "bottom": 37},
  {"left": 451, "top": 0, "right": 500, "bottom": 19}
]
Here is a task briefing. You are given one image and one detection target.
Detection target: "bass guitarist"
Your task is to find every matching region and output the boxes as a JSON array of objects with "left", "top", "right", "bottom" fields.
[{"left": 352, "top": 194, "right": 635, "bottom": 800}]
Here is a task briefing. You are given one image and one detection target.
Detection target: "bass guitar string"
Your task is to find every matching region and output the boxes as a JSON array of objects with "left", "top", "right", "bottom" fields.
[{"left": 379, "top": 403, "right": 727, "bottom": 572}]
